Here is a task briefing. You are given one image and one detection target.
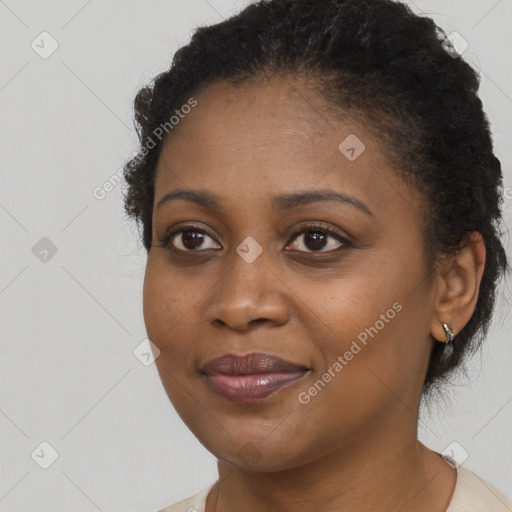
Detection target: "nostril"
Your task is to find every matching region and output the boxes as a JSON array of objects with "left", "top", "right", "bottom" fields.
[{"left": 249, "top": 318, "right": 267, "bottom": 326}]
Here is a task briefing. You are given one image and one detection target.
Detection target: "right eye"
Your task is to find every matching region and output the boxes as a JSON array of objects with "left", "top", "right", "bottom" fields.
[{"left": 157, "top": 224, "right": 221, "bottom": 252}]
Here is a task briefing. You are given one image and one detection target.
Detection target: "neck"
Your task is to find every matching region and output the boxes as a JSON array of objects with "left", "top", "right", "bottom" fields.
[{"left": 207, "top": 418, "right": 455, "bottom": 512}]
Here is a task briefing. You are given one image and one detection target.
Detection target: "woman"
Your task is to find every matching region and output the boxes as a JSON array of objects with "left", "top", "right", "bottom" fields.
[{"left": 122, "top": 0, "right": 511, "bottom": 510}]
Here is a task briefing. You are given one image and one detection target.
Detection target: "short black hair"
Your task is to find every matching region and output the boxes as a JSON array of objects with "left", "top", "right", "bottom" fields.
[{"left": 122, "top": 0, "right": 509, "bottom": 400}]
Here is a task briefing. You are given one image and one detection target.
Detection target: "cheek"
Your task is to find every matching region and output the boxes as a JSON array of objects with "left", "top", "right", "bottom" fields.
[
  {"left": 142, "top": 257, "right": 189, "bottom": 350},
  {"left": 142, "top": 259, "right": 200, "bottom": 405},
  {"left": 305, "top": 262, "right": 427, "bottom": 400},
  {"left": 313, "top": 296, "right": 430, "bottom": 426}
]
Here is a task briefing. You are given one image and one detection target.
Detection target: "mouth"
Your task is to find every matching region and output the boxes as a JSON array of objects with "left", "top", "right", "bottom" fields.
[{"left": 200, "top": 352, "right": 311, "bottom": 403}]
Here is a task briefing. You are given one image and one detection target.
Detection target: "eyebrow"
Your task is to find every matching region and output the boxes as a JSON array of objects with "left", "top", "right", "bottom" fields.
[{"left": 156, "top": 189, "right": 373, "bottom": 216}]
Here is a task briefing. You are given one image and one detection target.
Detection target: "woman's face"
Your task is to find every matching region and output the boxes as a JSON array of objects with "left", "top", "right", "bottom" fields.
[{"left": 143, "top": 76, "right": 439, "bottom": 471}]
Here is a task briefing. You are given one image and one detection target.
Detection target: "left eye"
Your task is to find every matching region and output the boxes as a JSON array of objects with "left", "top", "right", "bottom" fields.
[{"left": 286, "top": 226, "right": 352, "bottom": 253}]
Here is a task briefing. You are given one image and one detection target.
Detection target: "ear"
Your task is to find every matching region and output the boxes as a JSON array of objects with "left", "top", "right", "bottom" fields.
[{"left": 429, "top": 232, "right": 486, "bottom": 342}]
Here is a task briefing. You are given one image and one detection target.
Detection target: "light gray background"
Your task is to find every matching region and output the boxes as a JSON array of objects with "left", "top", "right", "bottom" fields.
[{"left": 0, "top": 1, "right": 511, "bottom": 511}]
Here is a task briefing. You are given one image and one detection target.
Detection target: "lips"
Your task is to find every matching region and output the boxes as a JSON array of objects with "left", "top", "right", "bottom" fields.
[
  {"left": 201, "top": 352, "right": 309, "bottom": 375},
  {"left": 201, "top": 352, "right": 310, "bottom": 403}
]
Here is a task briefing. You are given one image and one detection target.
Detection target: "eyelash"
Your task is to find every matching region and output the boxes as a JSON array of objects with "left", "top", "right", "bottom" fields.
[{"left": 155, "top": 222, "right": 353, "bottom": 254}]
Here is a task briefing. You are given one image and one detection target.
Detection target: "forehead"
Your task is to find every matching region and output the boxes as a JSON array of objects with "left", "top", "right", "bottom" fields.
[
  {"left": 154, "top": 76, "right": 417, "bottom": 217},
  {"left": 167, "top": 77, "right": 334, "bottom": 155}
]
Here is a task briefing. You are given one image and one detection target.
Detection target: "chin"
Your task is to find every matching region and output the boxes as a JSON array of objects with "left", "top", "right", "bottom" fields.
[{"left": 195, "top": 429, "right": 315, "bottom": 472}]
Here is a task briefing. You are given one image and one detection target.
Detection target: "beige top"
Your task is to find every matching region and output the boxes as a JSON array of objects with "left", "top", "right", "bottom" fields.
[{"left": 156, "top": 464, "right": 512, "bottom": 512}]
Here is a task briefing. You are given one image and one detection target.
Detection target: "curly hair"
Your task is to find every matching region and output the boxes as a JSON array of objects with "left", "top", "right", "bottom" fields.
[{"left": 122, "top": 0, "right": 509, "bottom": 401}]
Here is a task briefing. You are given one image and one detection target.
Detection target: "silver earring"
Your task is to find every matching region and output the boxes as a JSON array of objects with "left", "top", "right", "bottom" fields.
[{"left": 440, "top": 323, "right": 455, "bottom": 361}]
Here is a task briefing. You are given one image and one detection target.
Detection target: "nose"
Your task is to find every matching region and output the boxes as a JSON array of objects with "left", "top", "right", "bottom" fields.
[{"left": 208, "top": 248, "right": 290, "bottom": 332}]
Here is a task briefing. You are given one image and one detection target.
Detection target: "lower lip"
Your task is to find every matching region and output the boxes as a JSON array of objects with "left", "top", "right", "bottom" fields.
[{"left": 203, "top": 371, "right": 309, "bottom": 403}]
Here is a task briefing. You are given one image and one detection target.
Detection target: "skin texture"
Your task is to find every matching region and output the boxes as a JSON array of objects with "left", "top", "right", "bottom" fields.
[{"left": 143, "top": 76, "right": 486, "bottom": 512}]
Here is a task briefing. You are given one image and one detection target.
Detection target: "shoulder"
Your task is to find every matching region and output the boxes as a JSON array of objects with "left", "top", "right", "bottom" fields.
[
  {"left": 151, "top": 469, "right": 512, "bottom": 512},
  {"left": 155, "top": 481, "right": 217, "bottom": 512},
  {"left": 447, "top": 465, "right": 512, "bottom": 512}
]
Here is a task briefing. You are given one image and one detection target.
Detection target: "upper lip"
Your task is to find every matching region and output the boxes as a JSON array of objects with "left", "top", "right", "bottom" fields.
[{"left": 201, "top": 352, "right": 310, "bottom": 376}]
